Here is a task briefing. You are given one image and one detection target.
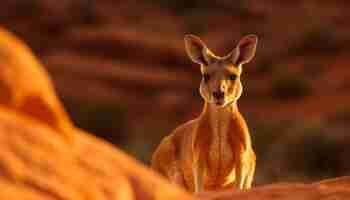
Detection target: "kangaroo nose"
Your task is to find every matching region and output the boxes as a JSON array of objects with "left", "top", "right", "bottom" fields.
[{"left": 213, "top": 91, "right": 225, "bottom": 99}]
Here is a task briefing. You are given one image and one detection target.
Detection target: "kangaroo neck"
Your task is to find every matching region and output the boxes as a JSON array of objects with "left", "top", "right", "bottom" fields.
[{"left": 200, "top": 101, "right": 239, "bottom": 136}]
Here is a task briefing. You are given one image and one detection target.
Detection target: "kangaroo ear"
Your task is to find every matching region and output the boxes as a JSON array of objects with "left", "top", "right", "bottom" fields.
[
  {"left": 184, "top": 34, "right": 215, "bottom": 65},
  {"left": 233, "top": 34, "right": 258, "bottom": 65}
]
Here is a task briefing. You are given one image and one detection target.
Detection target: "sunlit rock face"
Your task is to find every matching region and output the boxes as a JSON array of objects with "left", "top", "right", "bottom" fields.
[
  {"left": 0, "top": 106, "right": 196, "bottom": 200},
  {"left": 0, "top": 27, "right": 73, "bottom": 136}
]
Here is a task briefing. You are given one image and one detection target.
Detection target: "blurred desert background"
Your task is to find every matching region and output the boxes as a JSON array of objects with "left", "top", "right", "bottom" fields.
[{"left": 2, "top": 0, "right": 350, "bottom": 187}]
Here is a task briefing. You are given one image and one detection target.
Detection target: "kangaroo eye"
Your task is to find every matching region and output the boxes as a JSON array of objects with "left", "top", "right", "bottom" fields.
[
  {"left": 203, "top": 74, "right": 210, "bottom": 82},
  {"left": 229, "top": 74, "right": 237, "bottom": 81}
]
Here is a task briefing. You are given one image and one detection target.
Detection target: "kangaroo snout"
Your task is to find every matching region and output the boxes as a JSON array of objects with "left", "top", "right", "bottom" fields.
[{"left": 213, "top": 91, "right": 225, "bottom": 99}]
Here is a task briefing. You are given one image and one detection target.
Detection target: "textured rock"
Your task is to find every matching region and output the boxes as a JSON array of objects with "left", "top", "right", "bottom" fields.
[
  {"left": 0, "top": 27, "right": 74, "bottom": 137},
  {"left": 198, "top": 177, "right": 350, "bottom": 200},
  {"left": 0, "top": 106, "right": 195, "bottom": 200}
]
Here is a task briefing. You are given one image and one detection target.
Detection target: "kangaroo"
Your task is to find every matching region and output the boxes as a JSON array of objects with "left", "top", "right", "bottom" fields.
[{"left": 151, "top": 34, "right": 257, "bottom": 193}]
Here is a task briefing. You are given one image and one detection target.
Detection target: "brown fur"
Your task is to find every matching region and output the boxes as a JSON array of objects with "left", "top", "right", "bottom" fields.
[{"left": 152, "top": 34, "right": 258, "bottom": 192}]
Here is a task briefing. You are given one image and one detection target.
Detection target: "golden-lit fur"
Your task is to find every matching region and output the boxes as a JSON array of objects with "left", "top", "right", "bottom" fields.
[
  {"left": 0, "top": 28, "right": 74, "bottom": 139},
  {"left": 152, "top": 34, "right": 258, "bottom": 193}
]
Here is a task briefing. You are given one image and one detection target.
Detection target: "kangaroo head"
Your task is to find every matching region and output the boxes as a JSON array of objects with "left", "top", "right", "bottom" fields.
[{"left": 184, "top": 34, "right": 258, "bottom": 107}]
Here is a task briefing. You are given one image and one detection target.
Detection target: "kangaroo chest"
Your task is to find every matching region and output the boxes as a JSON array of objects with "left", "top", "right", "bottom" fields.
[
  {"left": 189, "top": 104, "right": 245, "bottom": 188},
  {"left": 206, "top": 114, "right": 236, "bottom": 181}
]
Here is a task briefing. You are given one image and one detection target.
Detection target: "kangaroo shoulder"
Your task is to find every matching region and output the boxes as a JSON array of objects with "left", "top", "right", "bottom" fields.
[
  {"left": 156, "top": 119, "right": 198, "bottom": 155},
  {"left": 172, "top": 119, "right": 198, "bottom": 137}
]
